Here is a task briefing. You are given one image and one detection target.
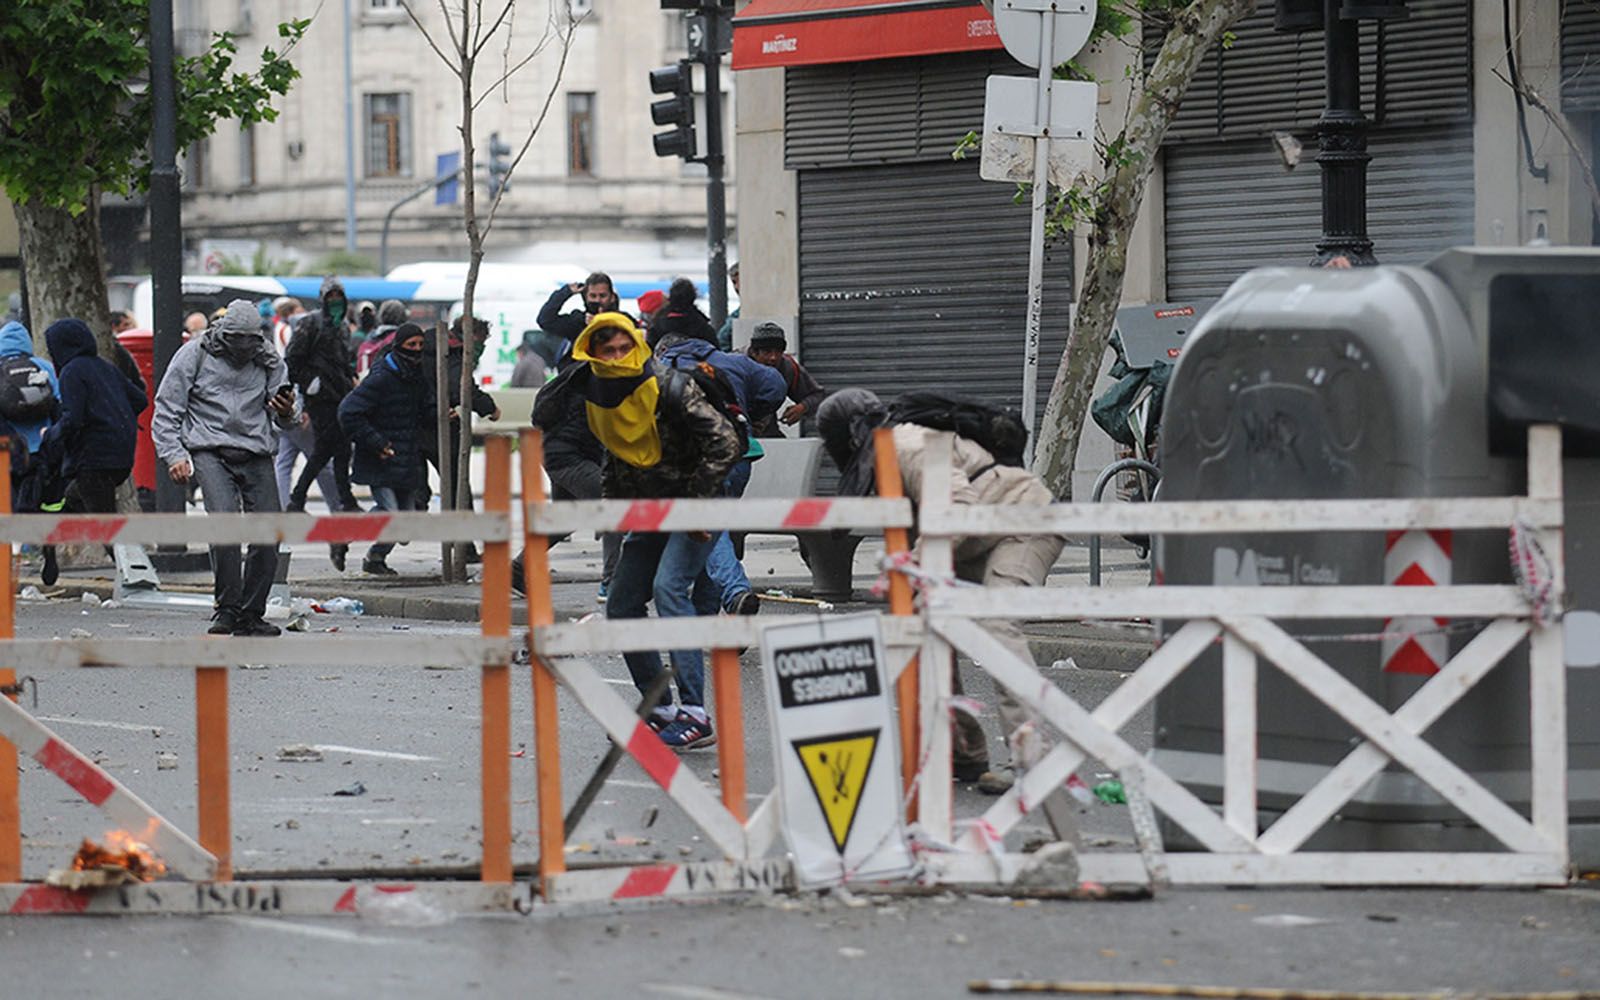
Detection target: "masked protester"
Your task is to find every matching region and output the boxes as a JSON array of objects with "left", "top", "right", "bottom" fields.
[
  {"left": 284, "top": 276, "right": 361, "bottom": 567},
  {"left": 574, "top": 313, "right": 743, "bottom": 750},
  {"left": 153, "top": 300, "right": 298, "bottom": 636},
  {"left": 536, "top": 270, "right": 620, "bottom": 344},
  {"left": 338, "top": 323, "right": 432, "bottom": 576},
  {"left": 417, "top": 318, "right": 500, "bottom": 564}
]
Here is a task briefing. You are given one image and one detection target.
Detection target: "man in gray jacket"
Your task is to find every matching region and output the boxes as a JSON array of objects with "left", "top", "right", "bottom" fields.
[{"left": 154, "top": 300, "right": 298, "bottom": 636}]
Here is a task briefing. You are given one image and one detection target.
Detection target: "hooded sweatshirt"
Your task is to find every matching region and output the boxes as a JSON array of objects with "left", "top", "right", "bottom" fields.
[
  {"left": 153, "top": 299, "right": 294, "bottom": 466},
  {"left": 41, "top": 319, "right": 146, "bottom": 475},
  {"left": 0, "top": 320, "right": 59, "bottom": 454},
  {"left": 285, "top": 276, "right": 355, "bottom": 405}
]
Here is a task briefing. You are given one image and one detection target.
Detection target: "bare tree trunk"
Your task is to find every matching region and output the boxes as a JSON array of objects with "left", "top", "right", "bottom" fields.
[
  {"left": 435, "top": 318, "right": 456, "bottom": 582},
  {"left": 1031, "top": 0, "right": 1255, "bottom": 499},
  {"left": 13, "top": 195, "right": 114, "bottom": 359},
  {"left": 455, "top": 45, "right": 484, "bottom": 574}
]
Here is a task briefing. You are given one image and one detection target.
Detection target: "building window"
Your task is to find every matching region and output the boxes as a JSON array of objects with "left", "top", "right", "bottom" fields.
[
  {"left": 567, "top": 92, "right": 595, "bottom": 177},
  {"left": 239, "top": 123, "right": 256, "bottom": 187},
  {"left": 364, "top": 92, "right": 412, "bottom": 178},
  {"left": 236, "top": 0, "right": 254, "bottom": 33}
]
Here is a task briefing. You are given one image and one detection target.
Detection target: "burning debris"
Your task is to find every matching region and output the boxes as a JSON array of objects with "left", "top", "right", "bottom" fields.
[{"left": 45, "top": 831, "right": 166, "bottom": 889}]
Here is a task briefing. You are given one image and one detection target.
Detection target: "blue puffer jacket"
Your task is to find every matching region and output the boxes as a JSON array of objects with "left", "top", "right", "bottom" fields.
[
  {"left": 0, "top": 320, "right": 59, "bottom": 455},
  {"left": 652, "top": 333, "right": 785, "bottom": 426},
  {"left": 42, "top": 319, "right": 146, "bottom": 475},
  {"left": 338, "top": 351, "right": 432, "bottom": 490}
]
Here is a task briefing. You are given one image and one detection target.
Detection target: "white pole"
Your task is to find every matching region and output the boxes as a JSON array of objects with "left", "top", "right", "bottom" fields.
[{"left": 1021, "top": 12, "right": 1055, "bottom": 467}]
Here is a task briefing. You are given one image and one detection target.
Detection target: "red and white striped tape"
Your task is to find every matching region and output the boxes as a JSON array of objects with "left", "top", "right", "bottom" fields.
[
  {"left": 0, "top": 511, "right": 505, "bottom": 547},
  {"left": 0, "top": 880, "right": 523, "bottom": 916},
  {"left": 1381, "top": 529, "right": 1452, "bottom": 676},
  {"left": 543, "top": 858, "right": 796, "bottom": 904},
  {"left": 526, "top": 497, "right": 912, "bottom": 535},
  {"left": 0, "top": 697, "right": 216, "bottom": 880}
]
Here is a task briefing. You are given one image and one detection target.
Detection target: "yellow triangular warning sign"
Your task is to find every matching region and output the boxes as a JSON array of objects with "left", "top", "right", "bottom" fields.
[{"left": 792, "top": 729, "right": 880, "bottom": 855}]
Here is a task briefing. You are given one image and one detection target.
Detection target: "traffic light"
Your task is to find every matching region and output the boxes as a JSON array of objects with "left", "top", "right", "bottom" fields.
[
  {"left": 487, "top": 131, "right": 512, "bottom": 199},
  {"left": 649, "top": 61, "right": 696, "bottom": 160}
]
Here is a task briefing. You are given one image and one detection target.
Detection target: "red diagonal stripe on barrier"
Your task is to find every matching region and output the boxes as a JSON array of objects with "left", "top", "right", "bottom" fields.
[
  {"left": 46, "top": 517, "right": 127, "bottom": 545},
  {"left": 333, "top": 883, "right": 414, "bottom": 913},
  {"left": 613, "top": 865, "right": 678, "bottom": 899},
  {"left": 34, "top": 738, "right": 115, "bottom": 806},
  {"left": 780, "top": 499, "right": 832, "bottom": 529},
  {"left": 1384, "top": 530, "right": 1403, "bottom": 553},
  {"left": 1384, "top": 638, "right": 1441, "bottom": 676},
  {"left": 1392, "top": 563, "right": 1436, "bottom": 587},
  {"left": 1428, "top": 529, "right": 1453, "bottom": 558},
  {"left": 626, "top": 721, "right": 680, "bottom": 789},
  {"left": 10, "top": 886, "right": 92, "bottom": 914},
  {"left": 617, "top": 500, "right": 673, "bottom": 533},
  {"left": 306, "top": 514, "right": 392, "bottom": 543}
]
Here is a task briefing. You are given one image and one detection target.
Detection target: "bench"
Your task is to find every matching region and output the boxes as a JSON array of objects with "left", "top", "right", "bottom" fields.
[{"left": 742, "top": 437, "right": 867, "bottom": 602}]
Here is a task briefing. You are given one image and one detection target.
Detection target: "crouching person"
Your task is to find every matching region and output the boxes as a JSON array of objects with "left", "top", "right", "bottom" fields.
[
  {"left": 153, "top": 300, "right": 298, "bottom": 636},
  {"left": 575, "top": 313, "right": 742, "bottom": 750},
  {"left": 338, "top": 323, "right": 431, "bottom": 576},
  {"left": 816, "top": 389, "right": 1077, "bottom": 838}
]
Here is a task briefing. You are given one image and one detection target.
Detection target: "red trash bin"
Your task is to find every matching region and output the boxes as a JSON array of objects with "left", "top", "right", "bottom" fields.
[{"left": 115, "top": 329, "right": 157, "bottom": 494}]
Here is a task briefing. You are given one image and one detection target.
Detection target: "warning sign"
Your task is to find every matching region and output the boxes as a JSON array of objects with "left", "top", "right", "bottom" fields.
[
  {"left": 792, "top": 730, "right": 880, "bottom": 854},
  {"left": 762, "top": 614, "right": 912, "bottom": 888}
]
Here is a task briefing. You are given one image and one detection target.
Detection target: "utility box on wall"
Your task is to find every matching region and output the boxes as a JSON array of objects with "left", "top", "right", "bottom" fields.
[{"left": 1152, "top": 247, "right": 1600, "bottom": 864}]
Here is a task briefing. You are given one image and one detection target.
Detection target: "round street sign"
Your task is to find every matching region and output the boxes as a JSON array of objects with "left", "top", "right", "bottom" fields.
[{"left": 992, "top": 0, "right": 1095, "bottom": 70}]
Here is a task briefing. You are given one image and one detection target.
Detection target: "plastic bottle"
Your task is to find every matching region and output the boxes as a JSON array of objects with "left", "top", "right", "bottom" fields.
[{"left": 321, "top": 597, "right": 365, "bottom": 616}]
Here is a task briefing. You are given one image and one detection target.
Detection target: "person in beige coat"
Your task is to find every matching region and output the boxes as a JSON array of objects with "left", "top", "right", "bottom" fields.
[{"left": 818, "top": 389, "right": 1076, "bottom": 839}]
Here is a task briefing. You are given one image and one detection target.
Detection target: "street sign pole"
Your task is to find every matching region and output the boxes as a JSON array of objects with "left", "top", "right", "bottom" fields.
[{"left": 1020, "top": 13, "right": 1057, "bottom": 466}]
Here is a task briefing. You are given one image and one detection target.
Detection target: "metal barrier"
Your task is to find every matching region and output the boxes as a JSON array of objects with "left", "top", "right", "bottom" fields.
[
  {"left": 0, "top": 438, "right": 520, "bottom": 914},
  {"left": 518, "top": 428, "right": 925, "bottom": 902},
  {"left": 908, "top": 425, "right": 1568, "bottom": 887}
]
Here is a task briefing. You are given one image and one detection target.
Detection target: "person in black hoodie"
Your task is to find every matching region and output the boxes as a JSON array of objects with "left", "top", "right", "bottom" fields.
[
  {"left": 645, "top": 277, "right": 716, "bottom": 348},
  {"left": 339, "top": 323, "right": 432, "bottom": 575},
  {"left": 38, "top": 318, "right": 148, "bottom": 585},
  {"left": 418, "top": 317, "right": 500, "bottom": 561},
  {"left": 284, "top": 276, "right": 360, "bottom": 517}
]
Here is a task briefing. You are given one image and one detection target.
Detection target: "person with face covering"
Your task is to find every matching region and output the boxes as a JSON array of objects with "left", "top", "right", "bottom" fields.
[
  {"left": 283, "top": 276, "right": 359, "bottom": 518},
  {"left": 338, "top": 323, "right": 433, "bottom": 576},
  {"left": 575, "top": 312, "right": 743, "bottom": 750},
  {"left": 815, "top": 389, "right": 1077, "bottom": 838},
  {"left": 154, "top": 300, "right": 298, "bottom": 636},
  {"left": 537, "top": 271, "right": 620, "bottom": 344}
]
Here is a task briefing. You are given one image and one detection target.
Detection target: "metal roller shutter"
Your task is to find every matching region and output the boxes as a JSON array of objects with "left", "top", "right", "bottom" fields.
[
  {"left": 1563, "top": 0, "right": 1600, "bottom": 111},
  {"left": 796, "top": 160, "right": 1073, "bottom": 454},
  {"left": 1163, "top": 126, "right": 1475, "bottom": 299}
]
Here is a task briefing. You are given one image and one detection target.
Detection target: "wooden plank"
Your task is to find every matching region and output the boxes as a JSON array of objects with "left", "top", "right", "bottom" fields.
[
  {"left": 744, "top": 794, "right": 779, "bottom": 858},
  {"left": 917, "top": 433, "right": 957, "bottom": 844},
  {"left": 711, "top": 649, "right": 746, "bottom": 824},
  {"left": 936, "top": 617, "right": 1255, "bottom": 854},
  {"left": 0, "top": 637, "right": 514, "bottom": 670},
  {"left": 480, "top": 437, "right": 513, "bottom": 884},
  {"left": 928, "top": 585, "right": 1528, "bottom": 620},
  {"left": 1527, "top": 425, "right": 1568, "bottom": 856},
  {"left": 535, "top": 615, "right": 923, "bottom": 657},
  {"left": 0, "top": 511, "right": 508, "bottom": 546},
  {"left": 526, "top": 497, "right": 912, "bottom": 534},
  {"left": 1223, "top": 616, "right": 1550, "bottom": 854},
  {"left": 874, "top": 426, "right": 922, "bottom": 820},
  {"left": 196, "top": 667, "right": 232, "bottom": 881},
  {"left": 1221, "top": 632, "right": 1257, "bottom": 842},
  {"left": 957, "top": 620, "right": 1220, "bottom": 850},
  {"left": 920, "top": 496, "right": 1563, "bottom": 537},
  {"left": 0, "top": 880, "right": 528, "bottom": 916},
  {"left": 522, "top": 429, "right": 566, "bottom": 884},
  {"left": 925, "top": 851, "right": 1568, "bottom": 887},
  {"left": 1256, "top": 619, "right": 1528, "bottom": 855}
]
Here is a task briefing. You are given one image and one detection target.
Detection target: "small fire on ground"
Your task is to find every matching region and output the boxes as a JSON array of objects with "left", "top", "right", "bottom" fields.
[{"left": 46, "top": 830, "right": 166, "bottom": 889}]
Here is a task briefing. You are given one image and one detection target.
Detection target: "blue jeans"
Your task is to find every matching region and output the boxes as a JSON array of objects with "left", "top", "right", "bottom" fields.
[
  {"left": 607, "top": 531, "right": 717, "bottom": 709},
  {"left": 366, "top": 485, "right": 414, "bottom": 562},
  {"left": 705, "top": 460, "right": 752, "bottom": 612}
]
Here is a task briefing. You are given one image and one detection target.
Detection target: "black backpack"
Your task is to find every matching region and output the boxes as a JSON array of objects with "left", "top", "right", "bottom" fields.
[
  {"left": 888, "top": 391, "right": 1028, "bottom": 467},
  {"left": 660, "top": 360, "right": 750, "bottom": 456},
  {"left": 0, "top": 355, "right": 55, "bottom": 422}
]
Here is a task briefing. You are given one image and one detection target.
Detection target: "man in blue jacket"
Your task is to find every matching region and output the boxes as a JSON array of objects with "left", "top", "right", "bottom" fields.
[
  {"left": 0, "top": 319, "right": 59, "bottom": 513},
  {"left": 652, "top": 328, "right": 785, "bottom": 616}
]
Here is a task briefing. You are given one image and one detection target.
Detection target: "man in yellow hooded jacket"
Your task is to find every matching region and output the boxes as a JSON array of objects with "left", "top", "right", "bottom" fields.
[{"left": 572, "top": 313, "right": 743, "bottom": 749}]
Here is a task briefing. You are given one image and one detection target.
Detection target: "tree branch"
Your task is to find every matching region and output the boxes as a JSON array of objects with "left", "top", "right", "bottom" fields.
[
  {"left": 483, "top": 9, "right": 576, "bottom": 236},
  {"left": 1492, "top": 66, "right": 1600, "bottom": 225},
  {"left": 436, "top": 0, "right": 464, "bottom": 57},
  {"left": 473, "top": 0, "right": 516, "bottom": 59},
  {"left": 399, "top": 0, "right": 462, "bottom": 75}
]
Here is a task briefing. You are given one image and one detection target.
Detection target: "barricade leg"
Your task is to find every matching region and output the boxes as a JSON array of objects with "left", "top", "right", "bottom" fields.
[
  {"left": 480, "top": 436, "right": 513, "bottom": 883},
  {"left": 711, "top": 648, "right": 746, "bottom": 823},
  {"left": 0, "top": 444, "right": 17, "bottom": 881},
  {"left": 195, "top": 666, "right": 231, "bottom": 880},
  {"left": 872, "top": 428, "right": 919, "bottom": 819},
  {"left": 521, "top": 430, "right": 565, "bottom": 885}
]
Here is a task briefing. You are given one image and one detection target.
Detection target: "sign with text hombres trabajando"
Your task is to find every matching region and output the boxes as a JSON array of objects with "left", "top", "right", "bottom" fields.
[{"left": 761, "top": 614, "right": 913, "bottom": 889}]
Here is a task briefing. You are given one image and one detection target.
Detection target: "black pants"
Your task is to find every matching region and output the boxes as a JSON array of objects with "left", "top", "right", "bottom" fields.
[
  {"left": 290, "top": 400, "right": 355, "bottom": 510},
  {"left": 63, "top": 467, "right": 128, "bottom": 515}
]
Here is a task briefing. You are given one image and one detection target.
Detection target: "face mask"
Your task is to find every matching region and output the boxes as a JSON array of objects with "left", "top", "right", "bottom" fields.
[
  {"left": 223, "top": 332, "right": 258, "bottom": 363},
  {"left": 394, "top": 346, "right": 424, "bottom": 368},
  {"left": 329, "top": 301, "right": 347, "bottom": 325},
  {"left": 584, "top": 299, "right": 605, "bottom": 315}
]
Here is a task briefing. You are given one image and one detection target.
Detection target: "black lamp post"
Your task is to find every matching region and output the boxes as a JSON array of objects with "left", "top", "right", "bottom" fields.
[{"left": 1277, "top": 0, "right": 1408, "bottom": 266}]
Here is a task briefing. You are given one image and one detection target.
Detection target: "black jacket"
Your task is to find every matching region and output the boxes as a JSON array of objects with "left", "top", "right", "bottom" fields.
[
  {"left": 421, "top": 330, "right": 497, "bottom": 452},
  {"left": 338, "top": 352, "right": 431, "bottom": 490},
  {"left": 536, "top": 286, "right": 590, "bottom": 343},
  {"left": 530, "top": 358, "right": 604, "bottom": 470},
  {"left": 648, "top": 307, "right": 716, "bottom": 348},
  {"left": 42, "top": 320, "right": 146, "bottom": 475},
  {"left": 285, "top": 276, "right": 355, "bottom": 406}
]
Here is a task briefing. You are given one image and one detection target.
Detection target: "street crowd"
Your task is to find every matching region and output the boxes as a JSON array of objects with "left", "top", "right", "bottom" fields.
[{"left": 1, "top": 267, "right": 1065, "bottom": 791}]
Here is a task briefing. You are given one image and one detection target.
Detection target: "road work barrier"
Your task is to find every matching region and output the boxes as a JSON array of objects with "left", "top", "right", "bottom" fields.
[
  {"left": 0, "top": 438, "right": 520, "bottom": 916},
  {"left": 519, "top": 428, "right": 929, "bottom": 902},
  {"left": 906, "top": 426, "right": 1569, "bottom": 888}
]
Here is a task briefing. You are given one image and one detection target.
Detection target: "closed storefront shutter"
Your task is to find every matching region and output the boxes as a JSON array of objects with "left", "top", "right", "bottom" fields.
[
  {"left": 1163, "top": 126, "right": 1476, "bottom": 299},
  {"left": 1563, "top": 0, "right": 1600, "bottom": 112}
]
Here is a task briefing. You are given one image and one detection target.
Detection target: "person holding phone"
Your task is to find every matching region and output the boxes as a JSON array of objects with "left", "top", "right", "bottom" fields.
[
  {"left": 536, "top": 271, "right": 620, "bottom": 344},
  {"left": 153, "top": 299, "right": 299, "bottom": 637}
]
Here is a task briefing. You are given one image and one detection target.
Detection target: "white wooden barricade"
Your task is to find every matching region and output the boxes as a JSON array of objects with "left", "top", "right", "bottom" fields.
[
  {"left": 523, "top": 493, "right": 921, "bottom": 903},
  {"left": 908, "top": 426, "right": 1569, "bottom": 887}
]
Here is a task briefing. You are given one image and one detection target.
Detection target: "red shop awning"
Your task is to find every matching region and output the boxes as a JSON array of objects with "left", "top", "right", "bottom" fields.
[{"left": 732, "top": 0, "right": 1002, "bottom": 71}]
